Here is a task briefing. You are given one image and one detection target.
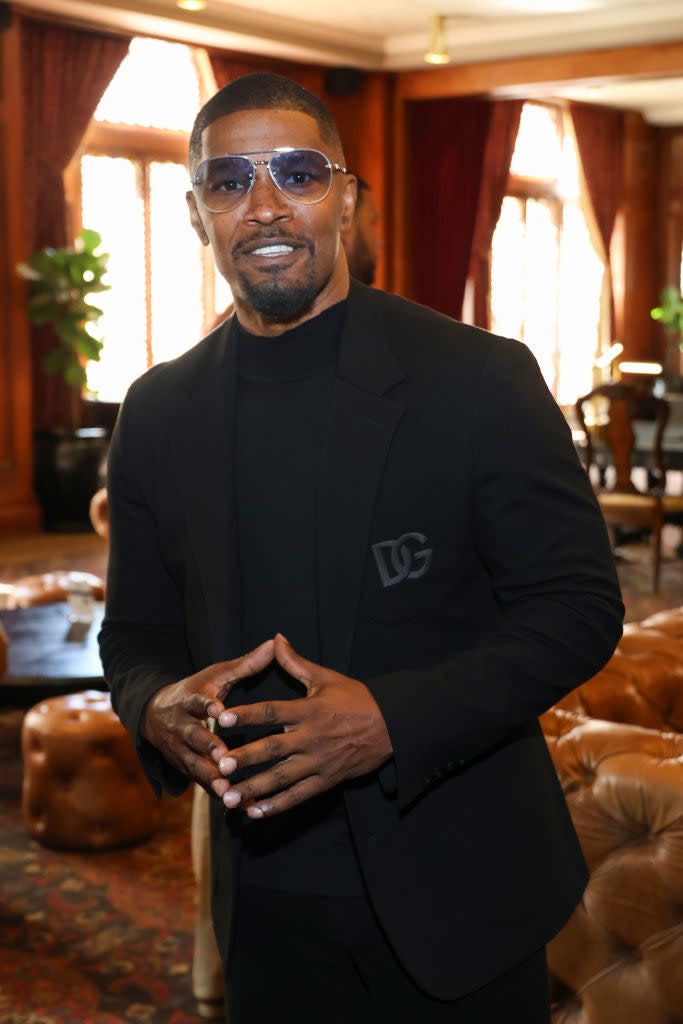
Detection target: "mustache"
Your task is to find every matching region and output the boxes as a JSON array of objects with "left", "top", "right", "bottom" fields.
[{"left": 232, "top": 230, "right": 313, "bottom": 259}]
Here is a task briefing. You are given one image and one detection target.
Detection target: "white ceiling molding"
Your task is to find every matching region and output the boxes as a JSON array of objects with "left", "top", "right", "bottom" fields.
[
  {"left": 16, "top": 0, "right": 683, "bottom": 121},
  {"left": 385, "top": 1, "right": 683, "bottom": 68}
]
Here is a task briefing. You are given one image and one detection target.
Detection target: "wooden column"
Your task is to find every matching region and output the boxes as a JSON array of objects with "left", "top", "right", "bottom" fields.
[
  {"left": 658, "top": 127, "right": 683, "bottom": 289},
  {"left": 0, "top": 12, "right": 40, "bottom": 532},
  {"left": 618, "top": 112, "right": 659, "bottom": 362}
]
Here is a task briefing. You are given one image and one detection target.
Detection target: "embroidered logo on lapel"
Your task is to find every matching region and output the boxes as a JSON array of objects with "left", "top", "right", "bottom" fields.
[{"left": 372, "top": 532, "right": 432, "bottom": 588}]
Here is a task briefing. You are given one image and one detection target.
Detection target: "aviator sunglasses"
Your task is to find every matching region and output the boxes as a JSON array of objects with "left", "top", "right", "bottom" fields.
[{"left": 191, "top": 147, "right": 351, "bottom": 213}]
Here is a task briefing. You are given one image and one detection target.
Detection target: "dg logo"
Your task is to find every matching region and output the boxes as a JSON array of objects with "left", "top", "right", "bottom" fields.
[{"left": 372, "top": 532, "right": 433, "bottom": 589}]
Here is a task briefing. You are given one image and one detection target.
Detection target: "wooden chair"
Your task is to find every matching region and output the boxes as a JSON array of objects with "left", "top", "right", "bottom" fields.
[{"left": 576, "top": 382, "right": 670, "bottom": 592}]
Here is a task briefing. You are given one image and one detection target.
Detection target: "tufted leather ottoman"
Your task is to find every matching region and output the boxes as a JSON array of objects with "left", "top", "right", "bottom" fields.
[{"left": 21, "top": 690, "right": 161, "bottom": 850}]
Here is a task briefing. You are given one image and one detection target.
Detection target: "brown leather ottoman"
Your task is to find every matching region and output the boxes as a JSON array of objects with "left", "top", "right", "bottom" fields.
[{"left": 21, "top": 690, "right": 161, "bottom": 850}]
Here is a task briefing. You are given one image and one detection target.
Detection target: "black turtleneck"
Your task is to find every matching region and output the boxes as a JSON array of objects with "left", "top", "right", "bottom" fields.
[{"left": 229, "top": 299, "right": 358, "bottom": 893}]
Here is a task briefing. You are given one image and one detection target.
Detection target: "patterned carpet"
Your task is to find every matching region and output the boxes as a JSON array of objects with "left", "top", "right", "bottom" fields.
[{"left": 0, "top": 715, "right": 201, "bottom": 1024}]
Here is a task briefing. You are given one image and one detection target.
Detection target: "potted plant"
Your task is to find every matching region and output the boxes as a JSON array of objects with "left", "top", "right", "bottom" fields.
[
  {"left": 651, "top": 285, "right": 683, "bottom": 391},
  {"left": 16, "top": 229, "right": 112, "bottom": 530}
]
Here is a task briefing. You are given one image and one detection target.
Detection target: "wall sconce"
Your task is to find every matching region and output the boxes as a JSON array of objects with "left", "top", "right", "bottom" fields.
[
  {"left": 618, "top": 361, "right": 663, "bottom": 376},
  {"left": 424, "top": 15, "right": 450, "bottom": 65}
]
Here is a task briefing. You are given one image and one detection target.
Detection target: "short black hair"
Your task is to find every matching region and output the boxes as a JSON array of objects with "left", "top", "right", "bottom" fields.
[
  {"left": 189, "top": 72, "right": 343, "bottom": 172},
  {"left": 355, "top": 175, "right": 370, "bottom": 209}
]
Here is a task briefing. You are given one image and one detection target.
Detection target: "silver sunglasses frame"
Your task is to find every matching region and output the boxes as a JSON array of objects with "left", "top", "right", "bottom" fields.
[{"left": 191, "top": 146, "right": 351, "bottom": 212}]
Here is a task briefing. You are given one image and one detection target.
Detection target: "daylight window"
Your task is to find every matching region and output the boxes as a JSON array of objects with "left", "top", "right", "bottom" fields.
[
  {"left": 490, "top": 103, "right": 605, "bottom": 407},
  {"left": 69, "top": 37, "right": 231, "bottom": 403}
]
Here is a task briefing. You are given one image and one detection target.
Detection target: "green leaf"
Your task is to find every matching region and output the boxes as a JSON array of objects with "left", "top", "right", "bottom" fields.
[
  {"left": 80, "top": 228, "right": 102, "bottom": 254},
  {"left": 64, "top": 362, "right": 88, "bottom": 389},
  {"left": 650, "top": 285, "right": 683, "bottom": 335},
  {"left": 27, "top": 299, "right": 63, "bottom": 325},
  {"left": 82, "top": 304, "right": 105, "bottom": 321},
  {"left": 55, "top": 320, "right": 85, "bottom": 347},
  {"left": 42, "top": 348, "right": 67, "bottom": 374},
  {"left": 75, "top": 335, "right": 103, "bottom": 360}
]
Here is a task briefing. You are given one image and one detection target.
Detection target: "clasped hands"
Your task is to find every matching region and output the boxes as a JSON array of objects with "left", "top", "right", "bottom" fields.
[{"left": 142, "top": 633, "right": 393, "bottom": 819}]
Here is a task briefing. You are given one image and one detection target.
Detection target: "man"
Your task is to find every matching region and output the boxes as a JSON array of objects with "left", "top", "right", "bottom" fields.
[
  {"left": 100, "top": 72, "right": 623, "bottom": 1023},
  {"left": 340, "top": 175, "right": 380, "bottom": 285}
]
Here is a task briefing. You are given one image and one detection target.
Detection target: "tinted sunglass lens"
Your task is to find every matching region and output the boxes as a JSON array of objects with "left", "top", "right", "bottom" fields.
[
  {"left": 196, "top": 156, "right": 253, "bottom": 210},
  {"left": 271, "top": 150, "right": 331, "bottom": 202}
]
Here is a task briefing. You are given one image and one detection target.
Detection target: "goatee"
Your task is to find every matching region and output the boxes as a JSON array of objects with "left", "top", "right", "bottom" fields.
[{"left": 240, "top": 275, "right": 320, "bottom": 321}]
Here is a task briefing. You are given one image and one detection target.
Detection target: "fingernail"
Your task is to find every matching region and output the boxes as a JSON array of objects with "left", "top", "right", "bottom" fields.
[
  {"left": 247, "top": 805, "right": 264, "bottom": 818},
  {"left": 223, "top": 790, "right": 241, "bottom": 808},
  {"left": 219, "top": 711, "right": 237, "bottom": 727},
  {"left": 219, "top": 756, "right": 237, "bottom": 775}
]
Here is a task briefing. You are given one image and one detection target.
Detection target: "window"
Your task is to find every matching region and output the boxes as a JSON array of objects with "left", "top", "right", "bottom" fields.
[
  {"left": 69, "top": 38, "right": 231, "bottom": 403},
  {"left": 490, "top": 103, "right": 606, "bottom": 407}
]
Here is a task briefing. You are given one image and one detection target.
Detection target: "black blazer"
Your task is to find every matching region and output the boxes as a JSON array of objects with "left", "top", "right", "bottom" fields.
[{"left": 100, "top": 281, "right": 623, "bottom": 999}]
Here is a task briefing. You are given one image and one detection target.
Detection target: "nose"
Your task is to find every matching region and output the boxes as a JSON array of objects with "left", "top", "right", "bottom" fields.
[{"left": 242, "top": 165, "right": 290, "bottom": 223}]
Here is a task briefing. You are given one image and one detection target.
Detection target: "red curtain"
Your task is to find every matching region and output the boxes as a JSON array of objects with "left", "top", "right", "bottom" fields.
[
  {"left": 20, "top": 17, "right": 130, "bottom": 429},
  {"left": 469, "top": 100, "right": 523, "bottom": 327},
  {"left": 407, "top": 97, "right": 492, "bottom": 321},
  {"left": 569, "top": 102, "right": 624, "bottom": 261}
]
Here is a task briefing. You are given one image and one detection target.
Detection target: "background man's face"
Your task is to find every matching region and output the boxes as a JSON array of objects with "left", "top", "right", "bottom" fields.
[
  {"left": 188, "top": 107, "right": 355, "bottom": 329},
  {"left": 344, "top": 191, "right": 381, "bottom": 286}
]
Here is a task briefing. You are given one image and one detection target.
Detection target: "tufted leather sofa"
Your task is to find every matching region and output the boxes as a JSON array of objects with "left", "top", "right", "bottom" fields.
[{"left": 541, "top": 607, "right": 683, "bottom": 1024}]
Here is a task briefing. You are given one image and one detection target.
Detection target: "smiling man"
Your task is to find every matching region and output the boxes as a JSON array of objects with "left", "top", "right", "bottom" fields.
[{"left": 100, "top": 72, "right": 623, "bottom": 1024}]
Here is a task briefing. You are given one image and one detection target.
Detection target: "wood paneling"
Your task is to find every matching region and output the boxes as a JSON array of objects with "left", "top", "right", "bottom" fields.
[
  {"left": 0, "top": 16, "right": 41, "bottom": 533},
  {"left": 620, "top": 113, "right": 659, "bottom": 362},
  {"left": 396, "top": 41, "right": 683, "bottom": 102}
]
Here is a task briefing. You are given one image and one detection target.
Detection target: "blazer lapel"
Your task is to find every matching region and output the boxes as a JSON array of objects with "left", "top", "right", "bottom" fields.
[
  {"left": 317, "top": 284, "right": 406, "bottom": 673},
  {"left": 179, "top": 318, "right": 241, "bottom": 661}
]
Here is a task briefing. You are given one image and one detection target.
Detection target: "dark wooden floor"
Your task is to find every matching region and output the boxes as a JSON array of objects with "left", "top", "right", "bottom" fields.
[{"left": 0, "top": 531, "right": 108, "bottom": 583}]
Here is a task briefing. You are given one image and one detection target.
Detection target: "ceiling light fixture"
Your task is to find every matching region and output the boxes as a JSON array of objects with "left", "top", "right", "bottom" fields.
[
  {"left": 177, "top": 0, "right": 207, "bottom": 11},
  {"left": 424, "top": 14, "right": 450, "bottom": 66}
]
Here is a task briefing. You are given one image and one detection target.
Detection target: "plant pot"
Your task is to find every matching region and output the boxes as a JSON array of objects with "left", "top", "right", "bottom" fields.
[{"left": 33, "top": 427, "right": 110, "bottom": 532}]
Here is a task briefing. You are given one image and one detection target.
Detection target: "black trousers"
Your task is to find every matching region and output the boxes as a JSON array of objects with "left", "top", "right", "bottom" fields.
[{"left": 226, "top": 882, "right": 551, "bottom": 1024}]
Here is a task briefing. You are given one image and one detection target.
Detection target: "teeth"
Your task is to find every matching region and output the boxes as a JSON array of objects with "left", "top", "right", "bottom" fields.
[{"left": 252, "top": 244, "right": 294, "bottom": 256}]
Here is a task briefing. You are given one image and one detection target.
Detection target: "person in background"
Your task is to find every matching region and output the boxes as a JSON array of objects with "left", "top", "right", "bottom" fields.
[
  {"left": 100, "top": 71, "right": 623, "bottom": 1024},
  {"left": 340, "top": 174, "right": 380, "bottom": 285}
]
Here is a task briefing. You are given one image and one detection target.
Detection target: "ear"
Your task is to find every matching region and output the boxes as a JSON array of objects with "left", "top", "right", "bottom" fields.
[
  {"left": 339, "top": 176, "right": 357, "bottom": 238},
  {"left": 186, "top": 191, "right": 210, "bottom": 246}
]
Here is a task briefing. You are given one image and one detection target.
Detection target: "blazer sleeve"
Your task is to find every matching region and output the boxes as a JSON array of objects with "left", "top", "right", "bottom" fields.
[
  {"left": 98, "top": 374, "right": 194, "bottom": 797},
  {"left": 365, "top": 337, "right": 624, "bottom": 810}
]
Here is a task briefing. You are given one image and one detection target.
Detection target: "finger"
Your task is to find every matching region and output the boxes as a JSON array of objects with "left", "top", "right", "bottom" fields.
[
  {"left": 217, "top": 698, "right": 299, "bottom": 730},
  {"left": 204, "top": 639, "right": 276, "bottom": 712},
  {"left": 216, "top": 731, "right": 293, "bottom": 776},
  {"left": 245, "top": 776, "right": 324, "bottom": 819},
  {"left": 222, "top": 755, "right": 314, "bottom": 810},
  {"left": 273, "top": 634, "right": 317, "bottom": 691}
]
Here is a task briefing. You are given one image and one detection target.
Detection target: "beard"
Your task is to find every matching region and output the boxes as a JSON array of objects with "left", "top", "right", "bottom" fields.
[
  {"left": 231, "top": 230, "right": 329, "bottom": 323},
  {"left": 237, "top": 268, "right": 320, "bottom": 321}
]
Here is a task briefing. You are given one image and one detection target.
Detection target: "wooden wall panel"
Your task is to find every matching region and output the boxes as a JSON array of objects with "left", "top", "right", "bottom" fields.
[
  {"left": 0, "top": 16, "right": 41, "bottom": 532},
  {"left": 659, "top": 127, "right": 683, "bottom": 289},
  {"left": 619, "top": 113, "right": 659, "bottom": 363}
]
